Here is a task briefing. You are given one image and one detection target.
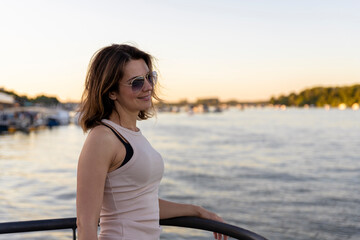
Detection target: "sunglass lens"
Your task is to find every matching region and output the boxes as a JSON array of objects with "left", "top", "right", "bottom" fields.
[
  {"left": 130, "top": 72, "right": 157, "bottom": 92},
  {"left": 148, "top": 71, "right": 157, "bottom": 86},
  {"left": 147, "top": 74, "right": 153, "bottom": 86},
  {"left": 131, "top": 79, "right": 145, "bottom": 92}
]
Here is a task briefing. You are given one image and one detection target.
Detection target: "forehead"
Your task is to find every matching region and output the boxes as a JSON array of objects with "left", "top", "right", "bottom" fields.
[{"left": 122, "top": 59, "right": 149, "bottom": 80}]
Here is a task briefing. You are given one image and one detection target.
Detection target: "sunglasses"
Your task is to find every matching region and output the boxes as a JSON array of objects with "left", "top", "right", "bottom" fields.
[{"left": 121, "top": 71, "right": 157, "bottom": 92}]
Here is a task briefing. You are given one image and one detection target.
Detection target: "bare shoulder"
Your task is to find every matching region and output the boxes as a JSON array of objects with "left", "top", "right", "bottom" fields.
[
  {"left": 86, "top": 125, "right": 116, "bottom": 149},
  {"left": 79, "top": 125, "right": 119, "bottom": 168},
  {"left": 87, "top": 124, "right": 116, "bottom": 143}
]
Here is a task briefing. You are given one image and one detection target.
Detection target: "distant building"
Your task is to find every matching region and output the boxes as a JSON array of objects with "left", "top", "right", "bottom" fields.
[
  {"left": 0, "top": 92, "right": 15, "bottom": 109},
  {"left": 196, "top": 98, "right": 220, "bottom": 106}
]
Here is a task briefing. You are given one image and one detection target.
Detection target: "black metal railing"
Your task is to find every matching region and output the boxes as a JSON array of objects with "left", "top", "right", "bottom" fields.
[
  {"left": 0, "top": 218, "right": 77, "bottom": 240},
  {"left": 0, "top": 217, "right": 268, "bottom": 240}
]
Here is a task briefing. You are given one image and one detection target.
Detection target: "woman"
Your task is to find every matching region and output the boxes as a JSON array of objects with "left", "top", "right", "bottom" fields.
[{"left": 76, "top": 44, "right": 227, "bottom": 240}]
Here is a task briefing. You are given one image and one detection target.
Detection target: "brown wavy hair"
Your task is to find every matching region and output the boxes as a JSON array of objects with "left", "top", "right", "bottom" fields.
[{"left": 78, "top": 44, "right": 160, "bottom": 132}]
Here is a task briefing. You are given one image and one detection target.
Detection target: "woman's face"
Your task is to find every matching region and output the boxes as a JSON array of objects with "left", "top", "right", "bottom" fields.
[{"left": 110, "top": 59, "right": 153, "bottom": 114}]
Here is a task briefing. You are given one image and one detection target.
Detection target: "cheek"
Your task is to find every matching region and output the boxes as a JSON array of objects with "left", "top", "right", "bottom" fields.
[
  {"left": 119, "top": 86, "right": 131, "bottom": 97},
  {"left": 118, "top": 87, "right": 136, "bottom": 103}
]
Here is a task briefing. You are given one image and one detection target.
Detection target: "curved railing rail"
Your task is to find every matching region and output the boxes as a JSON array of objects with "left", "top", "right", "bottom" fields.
[
  {"left": 0, "top": 217, "right": 268, "bottom": 240},
  {"left": 161, "top": 217, "right": 267, "bottom": 240}
]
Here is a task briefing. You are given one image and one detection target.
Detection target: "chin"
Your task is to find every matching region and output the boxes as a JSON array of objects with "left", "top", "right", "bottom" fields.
[
  {"left": 134, "top": 98, "right": 152, "bottom": 112},
  {"left": 141, "top": 106, "right": 152, "bottom": 111},
  {"left": 138, "top": 104, "right": 152, "bottom": 111}
]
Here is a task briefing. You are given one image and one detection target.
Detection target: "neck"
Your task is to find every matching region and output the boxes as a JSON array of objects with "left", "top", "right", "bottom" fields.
[{"left": 109, "top": 110, "right": 139, "bottom": 132}]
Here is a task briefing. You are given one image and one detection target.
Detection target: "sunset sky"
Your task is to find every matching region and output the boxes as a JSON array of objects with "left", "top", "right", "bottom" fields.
[{"left": 0, "top": 0, "right": 359, "bottom": 103}]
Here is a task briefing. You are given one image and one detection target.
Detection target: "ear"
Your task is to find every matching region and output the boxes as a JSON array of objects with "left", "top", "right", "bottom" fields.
[{"left": 109, "top": 91, "right": 117, "bottom": 101}]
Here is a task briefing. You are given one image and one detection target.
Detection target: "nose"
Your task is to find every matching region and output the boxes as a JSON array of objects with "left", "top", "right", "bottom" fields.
[{"left": 142, "top": 77, "right": 153, "bottom": 91}]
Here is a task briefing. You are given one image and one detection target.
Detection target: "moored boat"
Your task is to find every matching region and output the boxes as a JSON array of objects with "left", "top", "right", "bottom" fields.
[{"left": 0, "top": 106, "right": 70, "bottom": 133}]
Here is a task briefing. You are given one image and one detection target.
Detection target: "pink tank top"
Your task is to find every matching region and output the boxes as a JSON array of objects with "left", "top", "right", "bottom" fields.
[{"left": 99, "top": 119, "right": 164, "bottom": 240}]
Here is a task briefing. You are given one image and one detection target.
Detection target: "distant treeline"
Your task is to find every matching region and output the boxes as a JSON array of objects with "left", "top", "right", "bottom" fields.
[
  {"left": 3, "top": 84, "right": 360, "bottom": 108},
  {"left": 270, "top": 84, "right": 360, "bottom": 107},
  {"left": 0, "top": 88, "right": 60, "bottom": 106}
]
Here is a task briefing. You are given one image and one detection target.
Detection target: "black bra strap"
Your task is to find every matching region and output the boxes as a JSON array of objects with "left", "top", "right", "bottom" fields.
[{"left": 102, "top": 123, "right": 134, "bottom": 168}]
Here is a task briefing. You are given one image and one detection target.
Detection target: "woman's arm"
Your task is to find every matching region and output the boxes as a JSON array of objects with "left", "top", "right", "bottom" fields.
[
  {"left": 76, "top": 127, "right": 119, "bottom": 240},
  {"left": 159, "top": 198, "right": 228, "bottom": 240}
]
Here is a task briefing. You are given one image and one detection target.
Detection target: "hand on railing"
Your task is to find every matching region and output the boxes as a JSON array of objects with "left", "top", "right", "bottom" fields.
[
  {"left": 196, "top": 206, "right": 228, "bottom": 240},
  {"left": 160, "top": 216, "right": 268, "bottom": 240}
]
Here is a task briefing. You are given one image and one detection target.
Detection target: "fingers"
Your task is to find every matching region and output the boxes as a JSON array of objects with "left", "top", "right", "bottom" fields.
[
  {"left": 213, "top": 231, "right": 228, "bottom": 240},
  {"left": 197, "top": 206, "right": 228, "bottom": 240},
  {"left": 212, "top": 216, "right": 228, "bottom": 239}
]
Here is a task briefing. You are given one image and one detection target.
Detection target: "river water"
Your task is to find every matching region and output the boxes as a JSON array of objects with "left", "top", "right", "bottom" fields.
[{"left": 0, "top": 108, "right": 359, "bottom": 240}]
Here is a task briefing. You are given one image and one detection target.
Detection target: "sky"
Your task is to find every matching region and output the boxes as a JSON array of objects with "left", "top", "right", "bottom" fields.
[{"left": 0, "top": 0, "right": 359, "bottom": 103}]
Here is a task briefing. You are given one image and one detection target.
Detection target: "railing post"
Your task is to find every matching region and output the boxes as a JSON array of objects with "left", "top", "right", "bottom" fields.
[{"left": 72, "top": 227, "right": 76, "bottom": 240}]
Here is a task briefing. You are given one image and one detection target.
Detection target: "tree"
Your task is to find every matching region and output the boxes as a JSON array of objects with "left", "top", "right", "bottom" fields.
[
  {"left": 270, "top": 84, "right": 360, "bottom": 107},
  {"left": 31, "top": 95, "right": 60, "bottom": 106}
]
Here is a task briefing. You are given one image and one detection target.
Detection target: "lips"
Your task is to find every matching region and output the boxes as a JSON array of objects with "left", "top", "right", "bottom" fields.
[{"left": 138, "top": 95, "right": 151, "bottom": 101}]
